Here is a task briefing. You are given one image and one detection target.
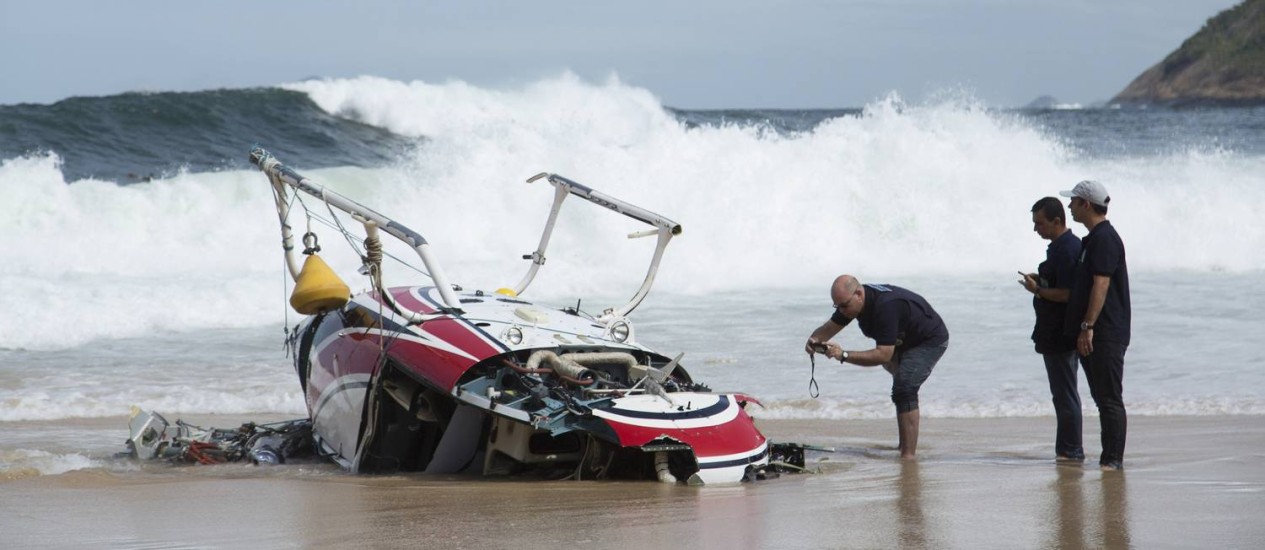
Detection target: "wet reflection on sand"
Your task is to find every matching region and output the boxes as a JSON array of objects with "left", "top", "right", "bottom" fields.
[
  {"left": 1097, "top": 472, "right": 1131, "bottom": 549},
  {"left": 896, "top": 460, "right": 929, "bottom": 549},
  {"left": 1045, "top": 465, "right": 1131, "bottom": 550},
  {"left": 1050, "top": 465, "right": 1087, "bottom": 549}
]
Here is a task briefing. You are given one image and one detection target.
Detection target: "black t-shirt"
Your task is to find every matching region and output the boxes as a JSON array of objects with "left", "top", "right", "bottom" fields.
[
  {"left": 1033, "top": 229, "right": 1080, "bottom": 354},
  {"left": 831, "top": 284, "right": 949, "bottom": 352},
  {"left": 1066, "top": 220, "right": 1131, "bottom": 345}
]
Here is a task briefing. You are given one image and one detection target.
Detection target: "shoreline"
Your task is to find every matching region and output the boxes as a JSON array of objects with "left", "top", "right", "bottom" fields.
[{"left": 3, "top": 414, "right": 1263, "bottom": 548}]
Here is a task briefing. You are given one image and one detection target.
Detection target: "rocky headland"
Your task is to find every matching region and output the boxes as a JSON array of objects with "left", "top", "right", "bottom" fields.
[{"left": 1113, "top": 0, "right": 1265, "bottom": 105}]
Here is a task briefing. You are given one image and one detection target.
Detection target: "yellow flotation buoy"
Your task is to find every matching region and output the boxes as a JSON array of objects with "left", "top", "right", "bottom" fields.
[
  {"left": 290, "top": 254, "right": 350, "bottom": 315},
  {"left": 495, "top": 288, "right": 518, "bottom": 297}
]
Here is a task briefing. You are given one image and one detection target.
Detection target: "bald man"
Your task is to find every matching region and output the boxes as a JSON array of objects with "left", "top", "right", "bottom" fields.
[{"left": 806, "top": 275, "right": 950, "bottom": 459}]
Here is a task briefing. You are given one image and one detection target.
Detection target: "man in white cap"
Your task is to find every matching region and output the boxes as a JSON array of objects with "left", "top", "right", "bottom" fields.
[{"left": 1060, "top": 180, "right": 1130, "bottom": 471}]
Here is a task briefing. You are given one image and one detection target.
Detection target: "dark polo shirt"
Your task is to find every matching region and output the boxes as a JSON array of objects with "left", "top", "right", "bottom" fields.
[
  {"left": 832, "top": 284, "right": 949, "bottom": 352},
  {"left": 1033, "top": 229, "right": 1081, "bottom": 354},
  {"left": 1066, "top": 220, "right": 1131, "bottom": 346}
]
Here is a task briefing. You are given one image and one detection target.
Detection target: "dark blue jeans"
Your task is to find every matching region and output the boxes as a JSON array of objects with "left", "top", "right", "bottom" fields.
[
  {"left": 891, "top": 340, "right": 948, "bottom": 413},
  {"left": 1085, "top": 339, "right": 1128, "bottom": 467},
  {"left": 1043, "top": 350, "right": 1083, "bottom": 459}
]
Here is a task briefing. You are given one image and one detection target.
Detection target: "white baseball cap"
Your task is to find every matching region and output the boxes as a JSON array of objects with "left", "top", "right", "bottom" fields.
[{"left": 1059, "top": 180, "right": 1110, "bottom": 207}]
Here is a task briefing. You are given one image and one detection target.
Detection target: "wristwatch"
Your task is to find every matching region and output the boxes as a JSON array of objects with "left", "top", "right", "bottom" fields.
[
  {"left": 839, "top": 350, "right": 850, "bottom": 363},
  {"left": 1080, "top": 321, "right": 1094, "bottom": 331}
]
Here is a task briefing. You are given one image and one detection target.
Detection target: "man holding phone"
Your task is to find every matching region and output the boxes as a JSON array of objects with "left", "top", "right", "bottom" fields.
[
  {"left": 805, "top": 274, "right": 949, "bottom": 459},
  {"left": 1019, "top": 197, "right": 1084, "bottom": 463}
]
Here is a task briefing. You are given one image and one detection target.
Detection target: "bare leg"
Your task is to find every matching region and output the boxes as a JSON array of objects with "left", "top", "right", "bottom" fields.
[{"left": 897, "top": 409, "right": 920, "bottom": 459}]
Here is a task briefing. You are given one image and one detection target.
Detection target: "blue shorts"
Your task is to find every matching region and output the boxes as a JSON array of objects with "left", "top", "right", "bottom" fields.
[{"left": 891, "top": 340, "right": 948, "bottom": 413}]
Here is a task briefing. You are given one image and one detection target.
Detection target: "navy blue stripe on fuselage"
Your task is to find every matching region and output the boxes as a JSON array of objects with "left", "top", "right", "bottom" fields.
[
  {"left": 697, "top": 445, "right": 769, "bottom": 470},
  {"left": 414, "top": 287, "right": 510, "bottom": 353}
]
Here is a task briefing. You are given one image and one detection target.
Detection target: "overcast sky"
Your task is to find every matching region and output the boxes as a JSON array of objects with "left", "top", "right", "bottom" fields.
[{"left": 0, "top": 0, "right": 1242, "bottom": 108}]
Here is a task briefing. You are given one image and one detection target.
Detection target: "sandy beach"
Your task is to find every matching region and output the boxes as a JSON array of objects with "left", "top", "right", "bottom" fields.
[{"left": 3, "top": 414, "right": 1262, "bottom": 549}]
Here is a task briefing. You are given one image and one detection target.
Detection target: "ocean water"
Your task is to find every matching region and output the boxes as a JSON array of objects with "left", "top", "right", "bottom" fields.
[{"left": 2, "top": 75, "right": 1263, "bottom": 476}]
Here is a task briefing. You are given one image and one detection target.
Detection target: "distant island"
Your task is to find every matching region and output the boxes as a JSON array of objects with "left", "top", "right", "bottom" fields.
[
  {"left": 1022, "top": 95, "right": 1086, "bottom": 109},
  {"left": 1112, "top": 0, "right": 1265, "bottom": 105}
]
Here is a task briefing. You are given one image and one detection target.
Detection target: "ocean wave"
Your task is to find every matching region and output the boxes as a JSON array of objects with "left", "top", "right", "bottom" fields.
[
  {"left": 755, "top": 396, "right": 1265, "bottom": 420},
  {"left": 1, "top": 76, "right": 1264, "bottom": 349},
  {"left": 0, "top": 87, "right": 410, "bottom": 183},
  {"left": 4, "top": 391, "right": 1258, "bottom": 422},
  {"left": 0, "top": 449, "right": 105, "bottom": 479}
]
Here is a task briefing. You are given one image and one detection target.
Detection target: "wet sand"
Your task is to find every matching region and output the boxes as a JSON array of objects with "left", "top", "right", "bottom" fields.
[{"left": 3, "top": 415, "right": 1263, "bottom": 549}]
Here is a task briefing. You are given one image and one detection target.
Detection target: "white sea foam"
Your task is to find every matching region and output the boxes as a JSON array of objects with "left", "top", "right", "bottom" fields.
[
  {"left": 285, "top": 75, "right": 1265, "bottom": 280},
  {"left": 0, "top": 449, "right": 103, "bottom": 478},
  {"left": 2, "top": 76, "right": 1263, "bottom": 423},
  {"left": 4, "top": 77, "right": 1263, "bottom": 351},
  {"left": 0, "top": 381, "right": 306, "bottom": 422},
  {"left": 753, "top": 395, "right": 1265, "bottom": 420}
]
